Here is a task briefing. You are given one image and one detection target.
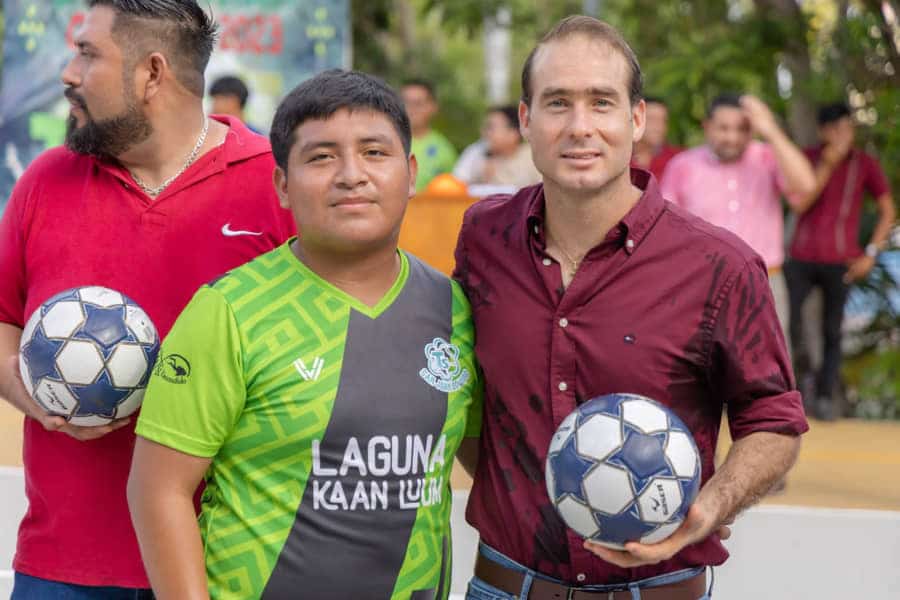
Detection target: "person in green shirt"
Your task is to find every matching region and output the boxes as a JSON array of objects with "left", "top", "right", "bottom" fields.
[
  {"left": 127, "top": 69, "right": 482, "bottom": 600},
  {"left": 401, "top": 79, "right": 459, "bottom": 192}
]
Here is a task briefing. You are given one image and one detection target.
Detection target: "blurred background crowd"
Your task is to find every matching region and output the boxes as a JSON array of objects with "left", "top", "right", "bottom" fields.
[{"left": 1, "top": 0, "right": 897, "bottom": 420}]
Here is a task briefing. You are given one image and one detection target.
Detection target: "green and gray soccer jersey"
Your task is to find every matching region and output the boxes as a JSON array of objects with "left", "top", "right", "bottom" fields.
[{"left": 136, "top": 241, "right": 482, "bottom": 600}]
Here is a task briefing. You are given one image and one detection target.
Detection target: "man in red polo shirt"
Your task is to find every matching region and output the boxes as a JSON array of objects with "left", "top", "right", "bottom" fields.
[
  {"left": 786, "top": 102, "right": 895, "bottom": 421},
  {"left": 0, "top": 1, "right": 293, "bottom": 597},
  {"left": 630, "top": 97, "right": 680, "bottom": 180},
  {"left": 454, "top": 16, "right": 807, "bottom": 599}
]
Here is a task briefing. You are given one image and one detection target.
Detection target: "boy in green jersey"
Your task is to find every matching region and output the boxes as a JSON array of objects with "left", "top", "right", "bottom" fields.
[{"left": 127, "top": 69, "right": 482, "bottom": 600}]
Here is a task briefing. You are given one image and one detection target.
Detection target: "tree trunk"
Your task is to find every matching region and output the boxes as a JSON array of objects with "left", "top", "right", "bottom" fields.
[
  {"left": 753, "top": 0, "right": 818, "bottom": 146},
  {"left": 395, "top": 0, "right": 418, "bottom": 69}
]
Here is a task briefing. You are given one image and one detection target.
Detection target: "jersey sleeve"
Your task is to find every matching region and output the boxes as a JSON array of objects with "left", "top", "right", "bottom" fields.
[
  {"left": 0, "top": 178, "right": 29, "bottom": 326},
  {"left": 708, "top": 257, "right": 808, "bottom": 440},
  {"left": 451, "top": 280, "right": 483, "bottom": 438},
  {"left": 136, "top": 285, "right": 246, "bottom": 457}
]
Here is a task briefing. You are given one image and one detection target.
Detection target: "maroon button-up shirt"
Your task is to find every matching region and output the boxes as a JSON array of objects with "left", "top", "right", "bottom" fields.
[
  {"left": 453, "top": 169, "right": 808, "bottom": 585},
  {"left": 790, "top": 147, "right": 890, "bottom": 264}
]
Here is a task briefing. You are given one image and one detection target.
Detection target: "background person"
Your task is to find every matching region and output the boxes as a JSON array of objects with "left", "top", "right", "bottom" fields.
[
  {"left": 208, "top": 73, "right": 260, "bottom": 132},
  {"left": 631, "top": 96, "right": 680, "bottom": 180},
  {"left": 785, "top": 102, "right": 895, "bottom": 420},
  {"left": 401, "top": 78, "right": 458, "bottom": 193},
  {"left": 661, "top": 92, "right": 816, "bottom": 348}
]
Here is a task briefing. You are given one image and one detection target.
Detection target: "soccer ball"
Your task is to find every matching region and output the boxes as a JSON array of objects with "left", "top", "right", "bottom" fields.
[
  {"left": 545, "top": 393, "right": 701, "bottom": 549},
  {"left": 18, "top": 286, "right": 160, "bottom": 426}
]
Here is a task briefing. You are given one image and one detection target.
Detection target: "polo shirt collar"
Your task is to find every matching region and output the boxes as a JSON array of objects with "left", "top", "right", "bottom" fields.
[
  {"left": 215, "top": 114, "right": 272, "bottom": 165},
  {"left": 524, "top": 167, "right": 665, "bottom": 255},
  {"left": 89, "top": 114, "right": 270, "bottom": 199}
]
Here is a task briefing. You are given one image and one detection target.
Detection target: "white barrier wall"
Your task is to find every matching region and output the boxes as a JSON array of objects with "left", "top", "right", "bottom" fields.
[
  {"left": 0, "top": 468, "right": 26, "bottom": 599},
  {"left": 2, "top": 472, "right": 898, "bottom": 599}
]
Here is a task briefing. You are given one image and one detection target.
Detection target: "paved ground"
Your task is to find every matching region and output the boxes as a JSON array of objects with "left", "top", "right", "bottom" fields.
[{"left": 2, "top": 402, "right": 898, "bottom": 511}]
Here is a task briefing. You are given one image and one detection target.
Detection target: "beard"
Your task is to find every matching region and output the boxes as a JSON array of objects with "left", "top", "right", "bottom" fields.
[
  {"left": 64, "top": 88, "right": 153, "bottom": 160},
  {"left": 711, "top": 142, "right": 747, "bottom": 163}
]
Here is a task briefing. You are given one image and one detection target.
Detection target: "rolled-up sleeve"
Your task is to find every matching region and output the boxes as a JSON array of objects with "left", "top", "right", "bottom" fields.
[{"left": 708, "top": 256, "right": 809, "bottom": 440}]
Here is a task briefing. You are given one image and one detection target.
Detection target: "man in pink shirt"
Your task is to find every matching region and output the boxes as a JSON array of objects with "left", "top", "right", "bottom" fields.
[{"left": 661, "top": 93, "right": 815, "bottom": 346}]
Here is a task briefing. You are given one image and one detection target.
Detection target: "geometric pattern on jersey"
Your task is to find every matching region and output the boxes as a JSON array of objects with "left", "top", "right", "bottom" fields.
[
  {"left": 138, "top": 242, "right": 478, "bottom": 600},
  {"left": 198, "top": 247, "right": 353, "bottom": 600},
  {"left": 390, "top": 282, "right": 474, "bottom": 600},
  {"left": 262, "top": 255, "right": 451, "bottom": 599}
]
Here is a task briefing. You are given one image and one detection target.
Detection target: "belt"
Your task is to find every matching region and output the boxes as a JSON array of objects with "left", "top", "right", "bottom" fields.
[{"left": 474, "top": 554, "right": 706, "bottom": 600}]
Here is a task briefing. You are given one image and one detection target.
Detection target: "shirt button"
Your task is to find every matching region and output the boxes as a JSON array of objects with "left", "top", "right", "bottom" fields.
[
  {"left": 559, "top": 317, "right": 569, "bottom": 328},
  {"left": 542, "top": 258, "right": 552, "bottom": 266},
  {"left": 576, "top": 573, "right": 586, "bottom": 582},
  {"left": 558, "top": 381, "right": 568, "bottom": 392},
  {"left": 626, "top": 239, "right": 635, "bottom": 250}
]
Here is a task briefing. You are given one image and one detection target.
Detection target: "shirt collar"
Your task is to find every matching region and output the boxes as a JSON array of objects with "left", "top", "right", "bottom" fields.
[
  {"left": 524, "top": 167, "right": 665, "bottom": 255},
  {"left": 214, "top": 114, "right": 272, "bottom": 165},
  {"left": 88, "top": 114, "right": 271, "bottom": 194}
]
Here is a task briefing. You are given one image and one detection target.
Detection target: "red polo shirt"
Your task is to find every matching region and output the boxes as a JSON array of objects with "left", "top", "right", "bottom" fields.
[
  {"left": 631, "top": 144, "right": 681, "bottom": 181},
  {"left": 453, "top": 169, "right": 807, "bottom": 585},
  {"left": 0, "top": 116, "right": 294, "bottom": 587},
  {"left": 790, "top": 147, "right": 890, "bottom": 264}
]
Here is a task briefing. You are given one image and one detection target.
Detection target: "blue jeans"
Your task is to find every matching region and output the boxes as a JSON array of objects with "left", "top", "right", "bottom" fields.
[
  {"left": 466, "top": 543, "right": 713, "bottom": 600},
  {"left": 11, "top": 572, "right": 154, "bottom": 600}
]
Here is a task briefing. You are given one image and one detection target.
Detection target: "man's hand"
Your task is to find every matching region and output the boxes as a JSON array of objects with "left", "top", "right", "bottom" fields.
[
  {"left": 740, "top": 95, "right": 780, "bottom": 141},
  {"left": 583, "top": 498, "right": 730, "bottom": 568},
  {"left": 6, "top": 355, "right": 130, "bottom": 441},
  {"left": 844, "top": 255, "right": 876, "bottom": 284}
]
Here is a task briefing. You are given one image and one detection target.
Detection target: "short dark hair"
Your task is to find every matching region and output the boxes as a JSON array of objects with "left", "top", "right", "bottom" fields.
[
  {"left": 87, "top": 0, "right": 218, "bottom": 97},
  {"left": 521, "top": 16, "right": 643, "bottom": 107},
  {"left": 644, "top": 96, "right": 667, "bottom": 107},
  {"left": 401, "top": 78, "right": 436, "bottom": 100},
  {"left": 817, "top": 102, "right": 851, "bottom": 125},
  {"left": 488, "top": 105, "right": 520, "bottom": 131},
  {"left": 707, "top": 93, "right": 742, "bottom": 118},
  {"left": 270, "top": 69, "right": 412, "bottom": 172},
  {"left": 210, "top": 75, "right": 250, "bottom": 108}
]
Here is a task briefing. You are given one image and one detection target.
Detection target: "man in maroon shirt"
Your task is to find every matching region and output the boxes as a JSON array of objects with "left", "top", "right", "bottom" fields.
[
  {"left": 786, "top": 102, "right": 895, "bottom": 420},
  {"left": 631, "top": 97, "right": 680, "bottom": 180},
  {"left": 454, "top": 16, "right": 807, "bottom": 599}
]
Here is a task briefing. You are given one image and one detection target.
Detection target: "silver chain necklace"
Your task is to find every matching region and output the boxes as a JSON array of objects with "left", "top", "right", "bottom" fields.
[{"left": 130, "top": 117, "right": 209, "bottom": 198}]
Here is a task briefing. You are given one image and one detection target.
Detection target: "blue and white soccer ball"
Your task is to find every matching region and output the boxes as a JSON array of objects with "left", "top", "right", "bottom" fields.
[
  {"left": 546, "top": 393, "right": 701, "bottom": 549},
  {"left": 18, "top": 286, "right": 160, "bottom": 426}
]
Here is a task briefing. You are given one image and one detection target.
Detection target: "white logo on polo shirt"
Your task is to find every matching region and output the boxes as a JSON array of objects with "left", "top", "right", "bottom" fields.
[{"left": 221, "top": 223, "right": 262, "bottom": 237}]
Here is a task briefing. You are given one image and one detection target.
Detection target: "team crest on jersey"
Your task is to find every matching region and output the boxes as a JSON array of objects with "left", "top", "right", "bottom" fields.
[{"left": 419, "top": 337, "right": 469, "bottom": 393}]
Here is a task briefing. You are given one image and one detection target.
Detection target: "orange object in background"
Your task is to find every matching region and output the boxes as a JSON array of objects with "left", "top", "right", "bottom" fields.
[
  {"left": 423, "top": 173, "right": 469, "bottom": 197},
  {"left": 400, "top": 188, "right": 477, "bottom": 276}
]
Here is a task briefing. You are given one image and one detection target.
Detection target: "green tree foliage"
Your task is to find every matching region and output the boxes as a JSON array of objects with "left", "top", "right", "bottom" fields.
[{"left": 353, "top": 0, "right": 899, "bottom": 416}]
